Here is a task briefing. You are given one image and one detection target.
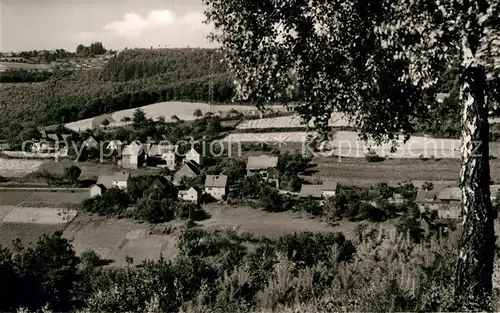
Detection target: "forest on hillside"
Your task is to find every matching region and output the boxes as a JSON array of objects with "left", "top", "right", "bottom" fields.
[
  {"left": 0, "top": 48, "right": 235, "bottom": 139},
  {"left": 0, "top": 46, "right": 480, "bottom": 141}
]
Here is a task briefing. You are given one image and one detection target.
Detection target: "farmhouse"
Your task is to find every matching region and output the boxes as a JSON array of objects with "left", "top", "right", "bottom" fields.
[
  {"left": 299, "top": 184, "right": 323, "bottom": 199},
  {"left": 121, "top": 142, "right": 147, "bottom": 169},
  {"left": 321, "top": 180, "right": 338, "bottom": 198},
  {"left": 185, "top": 146, "right": 203, "bottom": 166},
  {"left": 173, "top": 161, "right": 200, "bottom": 186},
  {"left": 148, "top": 144, "right": 178, "bottom": 169},
  {"left": 204, "top": 175, "right": 228, "bottom": 200},
  {"left": 106, "top": 140, "right": 123, "bottom": 152},
  {"left": 90, "top": 184, "right": 106, "bottom": 197},
  {"left": 82, "top": 136, "right": 99, "bottom": 149},
  {"left": 246, "top": 155, "right": 279, "bottom": 188},
  {"left": 178, "top": 186, "right": 202, "bottom": 203},
  {"left": 96, "top": 172, "right": 130, "bottom": 190}
]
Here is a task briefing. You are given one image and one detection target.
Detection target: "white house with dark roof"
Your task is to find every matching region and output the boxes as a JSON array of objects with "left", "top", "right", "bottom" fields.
[
  {"left": 96, "top": 171, "right": 130, "bottom": 191},
  {"left": 90, "top": 184, "right": 106, "bottom": 197},
  {"left": 246, "top": 155, "right": 279, "bottom": 187},
  {"left": 121, "top": 141, "right": 147, "bottom": 169},
  {"left": 178, "top": 186, "right": 202, "bottom": 203},
  {"left": 106, "top": 140, "right": 123, "bottom": 152},
  {"left": 204, "top": 175, "right": 228, "bottom": 200},
  {"left": 82, "top": 136, "right": 99, "bottom": 149},
  {"left": 148, "top": 144, "right": 179, "bottom": 170}
]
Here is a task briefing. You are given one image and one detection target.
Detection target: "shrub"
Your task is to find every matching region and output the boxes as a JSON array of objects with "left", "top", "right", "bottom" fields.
[{"left": 365, "top": 150, "right": 385, "bottom": 162}]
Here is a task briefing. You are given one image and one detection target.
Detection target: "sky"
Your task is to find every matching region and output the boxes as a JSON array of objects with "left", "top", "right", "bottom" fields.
[{"left": 0, "top": 0, "right": 217, "bottom": 52}]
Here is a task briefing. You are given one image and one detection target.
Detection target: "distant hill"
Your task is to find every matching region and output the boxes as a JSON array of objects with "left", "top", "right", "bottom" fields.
[{"left": 0, "top": 48, "right": 235, "bottom": 139}]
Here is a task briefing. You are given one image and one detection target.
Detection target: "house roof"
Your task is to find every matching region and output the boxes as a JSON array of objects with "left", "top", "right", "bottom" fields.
[
  {"left": 96, "top": 175, "right": 114, "bottom": 189},
  {"left": 416, "top": 189, "right": 441, "bottom": 203},
  {"left": 149, "top": 144, "right": 177, "bottom": 156},
  {"left": 107, "top": 140, "right": 122, "bottom": 147},
  {"left": 438, "top": 187, "right": 461, "bottom": 201},
  {"left": 190, "top": 186, "right": 203, "bottom": 193},
  {"left": 47, "top": 133, "right": 60, "bottom": 141},
  {"left": 174, "top": 162, "right": 201, "bottom": 181},
  {"left": 322, "top": 180, "right": 339, "bottom": 192},
  {"left": 84, "top": 136, "right": 97, "bottom": 142},
  {"left": 205, "top": 175, "right": 228, "bottom": 188},
  {"left": 246, "top": 156, "right": 279, "bottom": 170},
  {"left": 114, "top": 172, "right": 130, "bottom": 182},
  {"left": 91, "top": 184, "right": 107, "bottom": 191},
  {"left": 122, "top": 143, "right": 146, "bottom": 156},
  {"left": 299, "top": 184, "right": 323, "bottom": 198},
  {"left": 188, "top": 146, "right": 202, "bottom": 154},
  {"left": 184, "top": 161, "right": 201, "bottom": 174}
]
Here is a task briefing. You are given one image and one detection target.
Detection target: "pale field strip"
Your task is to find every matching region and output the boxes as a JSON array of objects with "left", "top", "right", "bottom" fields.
[
  {"left": 64, "top": 118, "right": 94, "bottom": 133},
  {"left": 236, "top": 113, "right": 353, "bottom": 129},
  {"left": 0, "top": 158, "right": 45, "bottom": 177},
  {"left": 220, "top": 131, "right": 480, "bottom": 159},
  {"left": 64, "top": 101, "right": 288, "bottom": 132},
  {"left": 2, "top": 207, "right": 78, "bottom": 225},
  {"left": 328, "top": 131, "right": 463, "bottom": 159},
  {"left": 2, "top": 151, "right": 65, "bottom": 158},
  {"left": 222, "top": 131, "right": 316, "bottom": 143}
]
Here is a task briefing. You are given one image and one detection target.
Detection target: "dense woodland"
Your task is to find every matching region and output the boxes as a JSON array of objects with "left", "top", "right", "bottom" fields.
[{"left": 0, "top": 48, "right": 235, "bottom": 139}]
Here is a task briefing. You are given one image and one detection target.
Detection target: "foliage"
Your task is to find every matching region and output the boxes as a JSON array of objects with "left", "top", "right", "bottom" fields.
[
  {"left": 132, "top": 109, "right": 148, "bottom": 129},
  {"left": 0, "top": 69, "right": 53, "bottom": 83},
  {"left": 0, "top": 232, "right": 80, "bottom": 312},
  {"left": 81, "top": 187, "right": 130, "bottom": 217},
  {"left": 76, "top": 42, "right": 107, "bottom": 56},
  {"left": 63, "top": 165, "right": 81, "bottom": 185},
  {"left": 277, "top": 152, "right": 312, "bottom": 176},
  {"left": 0, "top": 222, "right": 482, "bottom": 313},
  {"left": 194, "top": 109, "right": 203, "bottom": 117}
]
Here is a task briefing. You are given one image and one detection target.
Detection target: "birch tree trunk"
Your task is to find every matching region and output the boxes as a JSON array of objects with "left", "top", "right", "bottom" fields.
[{"left": 455, "top": 59, "right": 495, "bottom": 310}]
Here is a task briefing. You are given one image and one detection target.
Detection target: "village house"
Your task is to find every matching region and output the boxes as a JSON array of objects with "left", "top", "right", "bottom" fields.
[
  {"left": 148, "top": 144, "right": 178, "bottom": 169},
  {"left": 390, "top": 193, "right": 405, "bottom": 205},
  {"left": 148, "top": 176, "right": 174, "bottom": 196},
  {"left": 299, "top": 184, "right": 323, "bottom": 200},
  {"left": 204, "top": 175, "right": 228, "bottom": 200},
  {"left": 178, "top": 186, "right": 202, "bottom": 203},
  {"left": 246, "top": 155, "right": 279, "bottom": 188},
  {"left": 185, "top": 146, "right": 203, "bottom": 166},
  {"left": 82, "top": 136, "right": 99, "bottom": 149},
  {"left": 491, "top": 185, "right": 500, "bottom": 201},
  {"left": 120, "top": 142, "right": 147, "bottom": 169},
  {"left": 91, "top": 172, "right": 131, "bottom": 196},
  {"left": 173, "top": 161, "right": 200, "bottom": 186},
  {"left": 106, "top": 140, "right": 123, "bottom": 152},
  {"left": 161, "top": 145, "right": 179, "bottom": 170},
  {"left": 321, "top": 180, "right": 338, "bottom": 198},
  {"left": 90, "top": 184, "right": 106, "bottom": 197},
  {"left": 436, "top": 187, "right": 462, "bottom": 218}
]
